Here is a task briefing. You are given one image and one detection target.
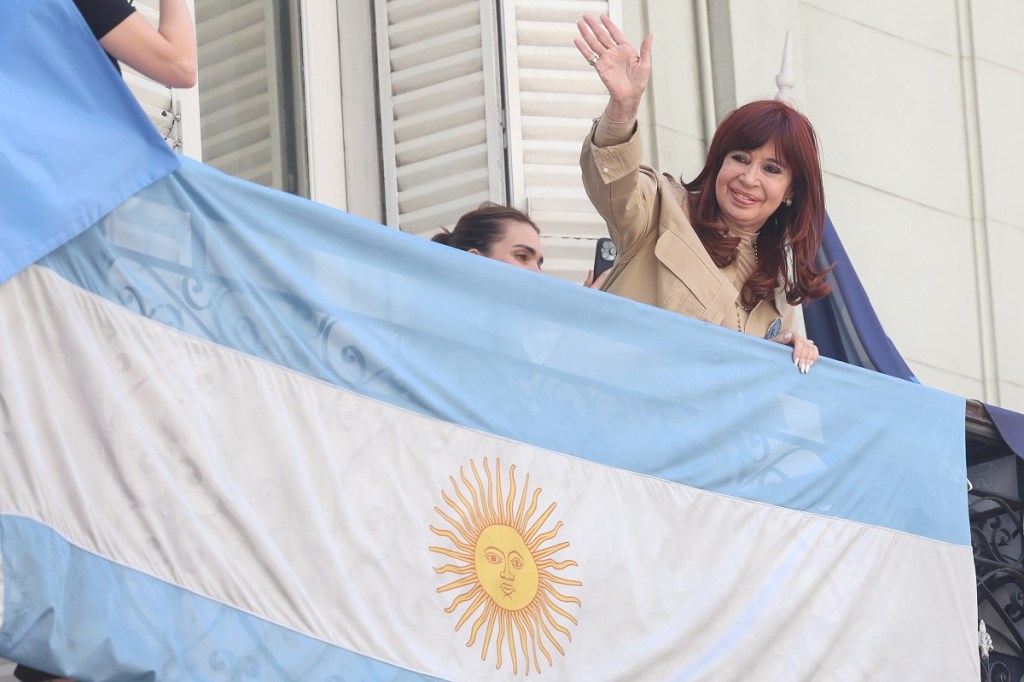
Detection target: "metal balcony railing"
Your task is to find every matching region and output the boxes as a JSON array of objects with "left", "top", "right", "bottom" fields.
[{"left": 969, "top": 400, "right": 1024, "bottom": 682}]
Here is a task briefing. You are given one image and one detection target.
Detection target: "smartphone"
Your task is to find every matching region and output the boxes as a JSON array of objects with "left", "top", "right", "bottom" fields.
[{"left": 593, "top": 237, "right": 617, "bottom": 278}]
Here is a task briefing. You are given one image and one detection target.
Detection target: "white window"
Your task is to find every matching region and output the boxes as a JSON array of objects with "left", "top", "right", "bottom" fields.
[
  {"left": 123, "top": 0, "right": 201, "bottom": 158},
  {"left": 374, "top": 0, "right": 620, "bottom": 281},
  {"left": 195, "top": 0, "right": 308, "bottom": 196},
  {"left": 125, "top": 0, "right": 620, "bottom": 284}
]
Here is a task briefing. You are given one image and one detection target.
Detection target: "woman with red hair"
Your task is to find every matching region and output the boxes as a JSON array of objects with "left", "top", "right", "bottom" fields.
[{"left": 576, "top": 15, "right": 829, "bottom": 373}]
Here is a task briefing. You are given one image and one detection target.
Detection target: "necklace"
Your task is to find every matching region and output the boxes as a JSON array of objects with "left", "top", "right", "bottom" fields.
[{"left": 734, "top": 236, "right": 759, "bottom": 332}]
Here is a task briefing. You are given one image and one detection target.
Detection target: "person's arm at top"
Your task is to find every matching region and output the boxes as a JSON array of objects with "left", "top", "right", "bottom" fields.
[{"left": 100, "top": 0, "right": 197, "bottom": 88}]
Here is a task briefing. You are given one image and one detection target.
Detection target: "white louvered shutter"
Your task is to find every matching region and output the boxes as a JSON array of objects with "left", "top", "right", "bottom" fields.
[
  {"left": 196, "top": 0, "right": 285, "bottom": 186},
  {"left": 375, "top": 0, "right": 507, "bottom": 236},
  {"left": 123, "top": 0, "right": 201, "bottom": 157},
  {"left": 502, "top": 0, "right": 619, "bottom": 282}
]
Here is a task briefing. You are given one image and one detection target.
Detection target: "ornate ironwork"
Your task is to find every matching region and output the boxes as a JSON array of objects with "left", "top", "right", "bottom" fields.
[
  {"left": 969, "top": 402, "right": 1024, "bottom": 682},
  {"left": 98, "top": 220, "right": 415, "bottom": 408}
]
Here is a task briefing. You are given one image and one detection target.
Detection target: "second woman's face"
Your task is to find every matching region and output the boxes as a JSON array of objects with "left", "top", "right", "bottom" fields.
[
  {"left": 477, "top": 220, "right": 544, "bottom": 273},
  {"left": 715, "top": 142, "right": 793, "bottom": 234}
]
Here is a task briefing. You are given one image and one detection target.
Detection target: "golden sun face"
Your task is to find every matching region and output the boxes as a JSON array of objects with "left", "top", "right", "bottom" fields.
[
  {"left": 430, "top": 458, "right": 582, "bottom": 675},
  {"left": 475, "top": 524, "right": 539, "bottom": 610}
]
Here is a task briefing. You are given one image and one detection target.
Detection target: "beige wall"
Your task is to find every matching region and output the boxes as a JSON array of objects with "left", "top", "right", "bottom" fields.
[{"left": 628, "top": 0, "right": 1023, "bottom": 411}]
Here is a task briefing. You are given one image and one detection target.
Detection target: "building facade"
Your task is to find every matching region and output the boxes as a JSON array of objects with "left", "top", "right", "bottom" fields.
[{"left": 143, "top": 0, "right": 1024, "bottom": 411}]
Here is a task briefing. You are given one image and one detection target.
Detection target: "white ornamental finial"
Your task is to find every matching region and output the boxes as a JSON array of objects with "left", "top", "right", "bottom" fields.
[
  {"left": 979, "top": 620, "right": 993, "bottom": 660},
  {"left": 775, "top": 31, "right": 795, "bottom": 105}
]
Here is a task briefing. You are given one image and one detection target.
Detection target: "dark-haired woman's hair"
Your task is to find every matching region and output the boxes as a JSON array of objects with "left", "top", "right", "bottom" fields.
[
  {"left": 683, "top": 100, "right": 831, "bottom": 307},
  {"left": 432, "top": 203, "right": 539, "bottom": 255}
]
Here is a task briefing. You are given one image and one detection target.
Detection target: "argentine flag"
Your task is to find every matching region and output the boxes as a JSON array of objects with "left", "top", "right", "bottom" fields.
[{"left": 0, "top": 1, "right": 977, "bottom": 679}]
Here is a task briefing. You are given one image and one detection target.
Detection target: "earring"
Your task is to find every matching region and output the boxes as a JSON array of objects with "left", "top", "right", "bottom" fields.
[{"left": 784, "top": 198, "right": 792, "bottom": 207}]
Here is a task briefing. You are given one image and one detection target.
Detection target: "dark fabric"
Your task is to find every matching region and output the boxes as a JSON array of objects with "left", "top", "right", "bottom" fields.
[
  {"left": 804, "top": 214, "right": 917, "bottom": 382},
  {"left": 987, "top": 404, "right": 1024, "bottom": 460},
  {"left": 13, "top": 664, "right": 61, "bottom": 682},
  {"left": 71, "top": 0, "right": 135, "bottom": 72},
  {"left": 71, "top": 0, "right": 135, "bottom": 39}
]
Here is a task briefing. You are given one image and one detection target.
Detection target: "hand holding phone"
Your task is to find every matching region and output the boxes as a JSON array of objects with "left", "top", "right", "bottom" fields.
[{"left": 593, "top": 237, "right": 617, "bottom": 279}]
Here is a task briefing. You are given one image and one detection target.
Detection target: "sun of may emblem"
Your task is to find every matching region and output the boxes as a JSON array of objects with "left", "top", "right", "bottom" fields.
[{"left": 429, "top": 457, "right": 582, "bottom": 675}]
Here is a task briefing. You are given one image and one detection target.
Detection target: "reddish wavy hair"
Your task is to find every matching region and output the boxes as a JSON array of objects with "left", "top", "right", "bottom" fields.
[{"left": 683, "top": 100, "right": 831, "bottom": 306}]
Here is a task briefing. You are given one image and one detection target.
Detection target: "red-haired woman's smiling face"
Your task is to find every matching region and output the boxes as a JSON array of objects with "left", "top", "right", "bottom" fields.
[{"left": 714, "top": 141, "right": 793, "bottom": 234}]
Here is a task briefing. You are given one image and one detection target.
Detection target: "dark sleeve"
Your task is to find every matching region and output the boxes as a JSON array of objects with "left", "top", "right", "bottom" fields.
[
  {"left": 13, "top": 664, "right": 63, "bottom": 682},
  {"left": 72, "top": 0, "right": 136, "bottom": 40}
]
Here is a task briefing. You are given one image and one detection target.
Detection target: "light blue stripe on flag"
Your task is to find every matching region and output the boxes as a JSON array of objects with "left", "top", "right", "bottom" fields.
[
  {"left": 0, "top": 516, "right": 441, "bottom": 681},
  {"left": 0, "top": 266, "right": 979, "bottom": 679},
  {"left": 0, "top": 0, "right": 179, "bottom": 285},
  {"left": 38, "top": 157, "right": 969, "bottom": 545}
]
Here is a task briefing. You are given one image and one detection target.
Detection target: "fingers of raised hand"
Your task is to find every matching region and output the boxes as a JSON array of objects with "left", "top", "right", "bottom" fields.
[
  {"left": 573, "top": 37, "right": 597, "bottom": 63},
  {"left": 600, "top": 14, "right": 631, "bottom": 47},
  {"left": 584, "top": 14, "right": 617, "bottom": 49},
  {"left": 576, "top": 16, "right": 607, "bottom": 55}
]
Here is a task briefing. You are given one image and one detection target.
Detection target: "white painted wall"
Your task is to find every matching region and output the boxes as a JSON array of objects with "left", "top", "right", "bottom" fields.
[{"left": 625, "top": 0, "right": 1023, "bottom": 411}]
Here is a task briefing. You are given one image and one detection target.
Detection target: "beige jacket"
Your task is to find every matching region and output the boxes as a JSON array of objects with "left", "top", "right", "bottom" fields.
[{"left": 580, "top": 121, "right": 794, "bottom": 338}]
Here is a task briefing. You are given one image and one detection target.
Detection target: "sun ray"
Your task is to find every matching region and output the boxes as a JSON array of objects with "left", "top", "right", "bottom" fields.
[
  {"left": 521, "top": 487, "right": 542, "bottom": 535},
  {"left": 524, "top": 502, "right": 557, "bottom": 544},
  {"left": 436, "top": 574, "right": 477, "bottom": 593},
  {"left": 480, "top": 600, "right": 498, "bottom": 660},
  {"left": 543, "top": 600, "right": 574, "bottom": 636},
  {"left": 467, "top": 599, "right": 494, "bottom": 649},
  {"left": 494, "top": 458, "right": 503, "bottom": 522},
  {"left": 459, "top": 466, "right": 485, "bottom": 529},
  {"left": 504, "top": 611, "right": 518, "bottom": 675},
  {"left": 514, "top": 472, "right": 530, "bottom": 529},
  {"left": 433, "top": 562, "right": 475, "bottom": 575},
  {"left": 536, "top": 608, "right": 566, "bottom": 656},
  {"left": 483, "top": 458, "right": 496, "bottom": 521},
  {"left": 470, "top": 459, "right": 487, "bottom": 516},
  {"left": 430, "top": 458, "right": 581, "bottom": 675},
  {"left": 449, "top": 477, "right": 480, "bottom": 534},
  {"left": 505, "top": 464, "right": 518, "bottom": 524},
  {"left": 541, "top": 582, "right": 583, "bottom": 607},
  {"left": 433, "top": 506, "right": 468, "bottom": 537},
  {"left": 540, "top": 573, "right": 583, "bottom": 588},
  {"left": 512, "top": 611, "right": 533, "bottom": 675},
  {"left": 531, "top": 523, "right": 564, "bottom": 550},
  {"left": 428, "top": 545, "right": 472, "bottom": 562},
  {"left": 453, "top": 590, "right": 489, "bottom": 631},
  {"left": 542, "top": 600, "right": 579, "bottom": 632},
  {"left": 537, "top": 556, "right": 577, "bottom": 569},
  {"left": 428, "top": 525, "right": 473, "bottom": 553},
  {"left": 495, "top": 611, "right": 507, "bottom": 670},
  {"left": 528, "top": 603, "right": 553, "bottom": 667},
  {"left": 436, "top": 499, "right": 473, "bottom": 540}
]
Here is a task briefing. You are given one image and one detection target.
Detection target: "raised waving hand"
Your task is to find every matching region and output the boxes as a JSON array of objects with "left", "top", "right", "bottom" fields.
[{"left": 574, "top": 15, "right": 653, "bottom": 122}]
